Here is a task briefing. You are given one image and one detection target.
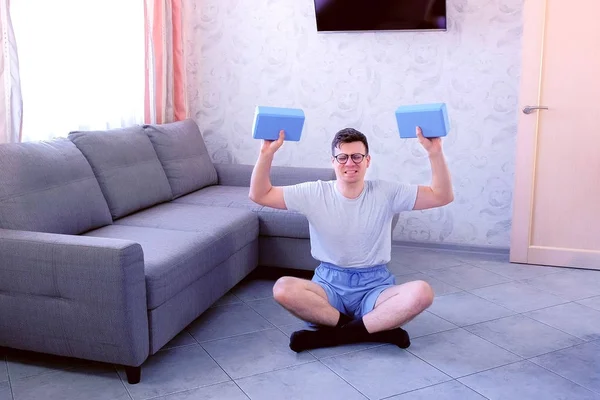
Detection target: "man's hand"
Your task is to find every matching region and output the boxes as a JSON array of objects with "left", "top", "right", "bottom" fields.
[
  {"left": 260, "top": 130, "right": 285, "bottom": 157},
  {"left": 416, "top": 126, "right": 442, "bottom": 156}
]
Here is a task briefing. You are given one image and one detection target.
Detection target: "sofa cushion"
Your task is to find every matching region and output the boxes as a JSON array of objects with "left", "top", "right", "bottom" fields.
[
  {"left": 114, "top": 203, "right": 257, "bottom": 246},
  {"left": 174, "top": 186, "right": 309, "bottom": 238},
  {"left": 86, "top": 205, "right": 258, "bottom": 309},
  {"left": 69, "top": 125, "right": 173, "bottom": 219},
  {"left": 174, "top": 185, "right": 261, "bottom": 211},
  {"left": 144, "top": 119, "right": 218, "bottom": 199},
  {"left": 0, "top": 139, "right": 112, "bottom": 234}
]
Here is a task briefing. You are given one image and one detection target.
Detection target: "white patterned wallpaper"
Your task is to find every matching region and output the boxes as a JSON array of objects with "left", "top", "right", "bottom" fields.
[{"left": 185, "top": 0, "right": 524, "bottom": 249}]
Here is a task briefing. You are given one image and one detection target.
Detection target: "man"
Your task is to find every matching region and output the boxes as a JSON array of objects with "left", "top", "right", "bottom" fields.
[{"left": 249, "top": 127, "right": 453, "bottom": 352}]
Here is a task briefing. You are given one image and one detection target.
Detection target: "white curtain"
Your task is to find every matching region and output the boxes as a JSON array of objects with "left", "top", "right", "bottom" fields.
[
  {"left": 0, "top": 0, "right": 22, "bottom": 144},
  {"left": 11, "top": 1, "right": 145, "bottom": 142}
]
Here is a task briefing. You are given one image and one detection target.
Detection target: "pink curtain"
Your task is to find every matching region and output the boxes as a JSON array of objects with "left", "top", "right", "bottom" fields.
[
  {"left": 144, "top": 0, "right": 188, "bottom": 125},
  {"left": 0, "top": 0, "right": 22, "bottom": 143}
]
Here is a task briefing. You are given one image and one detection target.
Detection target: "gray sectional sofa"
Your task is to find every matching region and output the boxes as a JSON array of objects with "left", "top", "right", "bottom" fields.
[{"left": 0, "top": 119, "right": 335, "bottom": 384}]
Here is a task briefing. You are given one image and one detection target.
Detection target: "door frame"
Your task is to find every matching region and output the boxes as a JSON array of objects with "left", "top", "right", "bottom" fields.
[{"left": 509, "top": 0, "right": 547, "bottom": 264}]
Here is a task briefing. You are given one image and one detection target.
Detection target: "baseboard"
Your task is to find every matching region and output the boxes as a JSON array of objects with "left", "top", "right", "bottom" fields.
[{"left": 391, "top": 240, "right": 510, "bottom": 255}]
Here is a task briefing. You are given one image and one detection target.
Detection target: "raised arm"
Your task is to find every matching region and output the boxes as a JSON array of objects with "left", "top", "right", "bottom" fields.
[
  {"left": 413, "top": 127, "right": 454, "bottom": 210},
  {"left": 249, "top": 130, "right": 287, "bottom": 209}
]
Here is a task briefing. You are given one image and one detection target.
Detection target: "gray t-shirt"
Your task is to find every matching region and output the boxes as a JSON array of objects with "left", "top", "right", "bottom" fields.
[{"left": 283, "top": 180, "right": 418, "bottom": 268}]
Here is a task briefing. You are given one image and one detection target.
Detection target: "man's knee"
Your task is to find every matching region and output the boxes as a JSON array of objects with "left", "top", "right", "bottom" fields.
[
  {"left": 273, "top": 276, "right": 300, "bottom": 306},
  {"left": 413, "top": 280, "right": 434, "bottom": 309}
]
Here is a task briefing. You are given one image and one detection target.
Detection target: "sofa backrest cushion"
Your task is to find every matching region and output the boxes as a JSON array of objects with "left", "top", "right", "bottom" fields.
[
  {"left": 144, "top": 119, "right": 217, "bottom": 199},
  {"left": 0, "top": 139, "right": 113, "bottom": 234},
  {"left": 69, "top": 125, "right": 173, "bottom": 219}
]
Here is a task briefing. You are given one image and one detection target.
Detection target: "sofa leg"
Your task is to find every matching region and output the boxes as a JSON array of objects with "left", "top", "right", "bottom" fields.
[{"left": 125, "top": 366, "right": 141, "bottom": 384}]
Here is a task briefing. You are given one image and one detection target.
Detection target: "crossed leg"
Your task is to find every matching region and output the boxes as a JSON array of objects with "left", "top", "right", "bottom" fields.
[
  {"left": 272, "top": 276, "right": 340, "bottom": 326},
  {"left": 363, "top": 280, "right": 434, "bottom": 333},
  {"left": 273, "top": 276, "right": 434, "bottom": 350}
]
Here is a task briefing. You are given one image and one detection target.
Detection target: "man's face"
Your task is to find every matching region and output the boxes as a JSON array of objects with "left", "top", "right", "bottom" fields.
[{"left": 332, "top": 141, "right": 371, "bottom": 184}]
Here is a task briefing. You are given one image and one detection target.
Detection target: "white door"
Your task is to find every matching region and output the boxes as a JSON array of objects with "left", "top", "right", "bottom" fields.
[{"left": 510, "top": 0, "right": 600, "bottom": 269}]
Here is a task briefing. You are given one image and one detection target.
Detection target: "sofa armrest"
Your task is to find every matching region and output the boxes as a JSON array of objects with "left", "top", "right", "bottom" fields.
[
  {"left": 214, "top": 163, "right": 335, "bottom": 187},
  {"left": 0, "top": 229, "right": 149, "bottom": 367}
]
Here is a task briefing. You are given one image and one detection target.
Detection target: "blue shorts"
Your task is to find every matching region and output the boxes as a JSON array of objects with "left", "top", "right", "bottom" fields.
[{"left": 311, "top": 262, "right": 396, "bottom": 320}]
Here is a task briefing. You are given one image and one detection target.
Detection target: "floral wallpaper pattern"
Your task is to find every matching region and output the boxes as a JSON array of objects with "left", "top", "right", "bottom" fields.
[{"left": 184, "top": 0, "right": 524, "bottom": 248}]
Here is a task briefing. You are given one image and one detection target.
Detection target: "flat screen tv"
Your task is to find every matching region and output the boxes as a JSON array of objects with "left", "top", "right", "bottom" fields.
[{"left": 314, "top": 0, "right": 447, "bottom": 32}]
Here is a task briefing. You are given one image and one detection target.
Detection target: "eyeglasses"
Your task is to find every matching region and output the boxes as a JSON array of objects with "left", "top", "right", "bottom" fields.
[{"left": 333, "top": 153, "right": 367, "bottom": 164}]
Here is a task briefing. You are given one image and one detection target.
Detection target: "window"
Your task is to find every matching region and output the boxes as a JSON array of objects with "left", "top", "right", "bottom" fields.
[{"left": 11, "top": 1, "right": 144, "bottom": 142}]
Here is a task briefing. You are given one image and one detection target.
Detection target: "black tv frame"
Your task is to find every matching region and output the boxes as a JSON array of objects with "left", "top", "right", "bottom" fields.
[{"left": 313, "top": 0, "right": 447, "bottom": 33}]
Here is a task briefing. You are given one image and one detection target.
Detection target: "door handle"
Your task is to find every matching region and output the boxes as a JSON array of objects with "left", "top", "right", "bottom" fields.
[{"left": 523, "top": 105, "right": 549, "bottom": 114}]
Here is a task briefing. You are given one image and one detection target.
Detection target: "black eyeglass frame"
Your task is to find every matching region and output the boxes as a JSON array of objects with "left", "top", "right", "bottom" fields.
[{"left": 333, "top": 153, "right": 367, "bottom": 164}]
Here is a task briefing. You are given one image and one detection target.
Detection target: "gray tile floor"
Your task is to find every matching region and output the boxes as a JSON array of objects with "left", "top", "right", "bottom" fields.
[{"left": 2, "top": 246, "right": 600, "bottom": 400}]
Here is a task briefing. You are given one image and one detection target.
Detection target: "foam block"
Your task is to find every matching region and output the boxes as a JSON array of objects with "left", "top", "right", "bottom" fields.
[
  {"left": 395, "top": 103, "right": 450, "bottom": 138},
  {"left": 252, "top": 106, "right": 305, "bottom": 141}
]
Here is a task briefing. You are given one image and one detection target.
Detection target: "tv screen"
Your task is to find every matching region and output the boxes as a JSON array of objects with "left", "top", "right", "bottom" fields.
[{"left": 314, "top": 0, "right": 447, "bottom": 32}]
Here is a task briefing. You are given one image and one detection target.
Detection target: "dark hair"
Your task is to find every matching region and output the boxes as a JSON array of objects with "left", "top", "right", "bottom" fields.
[{"left": 331, "top": 128, "right": 369, "bottom": 155}]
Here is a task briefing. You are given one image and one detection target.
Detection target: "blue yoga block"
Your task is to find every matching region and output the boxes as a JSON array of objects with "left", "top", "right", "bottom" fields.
[
  {"left": 395, "top": 103, "right": 450, "bottom": 138},
  {"left": 252, "top": 106, "right": 305, "bottom": 141}
]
